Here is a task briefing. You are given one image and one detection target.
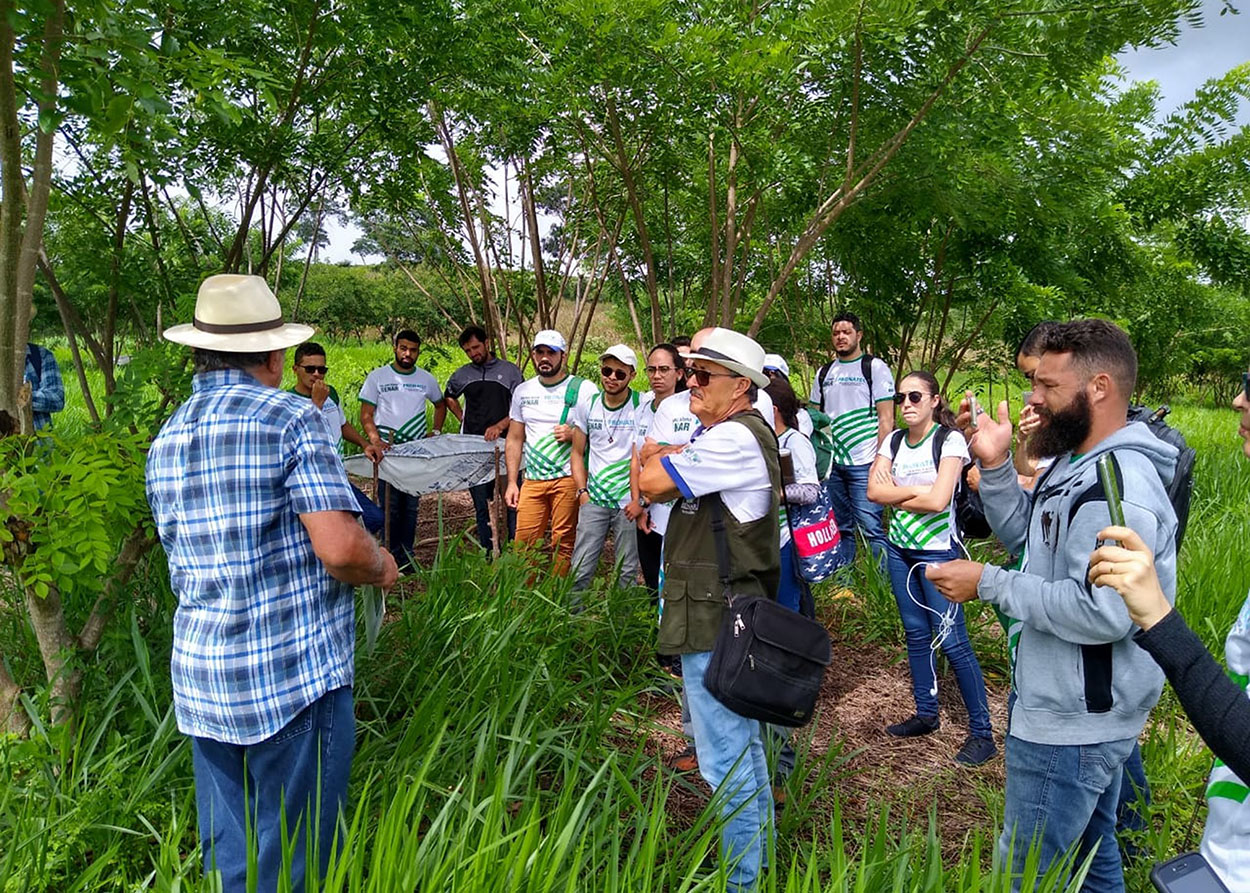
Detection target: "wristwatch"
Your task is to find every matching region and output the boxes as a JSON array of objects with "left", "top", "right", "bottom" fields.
[{"left": 576, "top": 487, "right": 589, "bottom": 496}]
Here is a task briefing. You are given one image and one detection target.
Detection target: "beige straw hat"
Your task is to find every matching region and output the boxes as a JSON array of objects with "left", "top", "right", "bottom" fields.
[{"left": 163, "top": 274, "right": 313, "bottom": 351}]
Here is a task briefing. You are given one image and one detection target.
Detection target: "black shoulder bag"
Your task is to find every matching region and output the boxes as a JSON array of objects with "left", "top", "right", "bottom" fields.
[{"left": 702, "top": 497, "right": 833, "bottom": 727}]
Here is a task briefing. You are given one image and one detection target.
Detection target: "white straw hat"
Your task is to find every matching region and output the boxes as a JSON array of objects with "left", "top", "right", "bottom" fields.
[
  {"left": 683, "top": 328, "right": 770, "bottom": 388},
  {"left": 163, "top": 275, "right": 313, "bottom": 351}
]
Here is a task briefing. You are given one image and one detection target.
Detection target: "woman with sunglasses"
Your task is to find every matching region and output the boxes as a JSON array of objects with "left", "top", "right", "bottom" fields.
[
  {"left": 633, "top": 344, "right": 687, "bottom": 595},
  {"left": 1083, "top": 368, "right": 1250, "bottom": 889},
  {"left": 867, "top": 371, "right": 996, "bottom": 766}
]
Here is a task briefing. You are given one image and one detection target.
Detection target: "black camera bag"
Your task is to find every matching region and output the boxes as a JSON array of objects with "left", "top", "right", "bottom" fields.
[{"left": 702, "top": 498, "right": 832, "bottom": 727}]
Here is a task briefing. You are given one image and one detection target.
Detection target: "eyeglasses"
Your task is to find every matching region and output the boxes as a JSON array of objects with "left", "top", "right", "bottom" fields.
[
  {"left": 645, "top": 365, "right": 674, "bottom": 375},
  {"left": 686, "top": 367, "right": 739, "bottom": 387},
  {"left": 893, "top": 391, "right": 929, "bottom": 405},
  {"left": 298, "top": 365, "right": 328, "bottom": 375},
  {"left": 600, "top": 366, "right": 631, "bottom": 381}
]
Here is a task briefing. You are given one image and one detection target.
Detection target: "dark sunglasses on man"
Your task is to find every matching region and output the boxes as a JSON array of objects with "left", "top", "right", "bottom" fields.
[
  {"left": 1243, "top": 371, "right": 1250, "bottom": 401},
  {"left": 685, "top": 366, "right": 738, "bottom": 387},
  {"left": 600, "top": 366, "right": 631, "bottom": 382},
  {"left": 299, "top": 364, "right": 328, "bottom": 375},
  {"left": 893, "top": 390, "right": 929, "bottom": 405}
]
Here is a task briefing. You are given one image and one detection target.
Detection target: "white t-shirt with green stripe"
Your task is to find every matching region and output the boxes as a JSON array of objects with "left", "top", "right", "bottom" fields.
[
  {"left": 359, "top": 365, "right": 443, "bottom": 445},
  {"left": 510, "top": 375, "right": 600, "bottom": 481},
  {"left": 809, "top": 356, "right": 894, "bottom": 466},
  {"left": 1202, "top": 592, "right": 1250, "bottom": 885},
  {"left": 879, "top": 424, "right": 968, "bottom": 551},
  {"left": 571, "top": 390, "right": 642, "bottom": 509}
]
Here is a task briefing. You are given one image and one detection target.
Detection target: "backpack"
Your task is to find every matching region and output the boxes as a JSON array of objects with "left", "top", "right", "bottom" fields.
[
  {"left": 558, "top": 375, "right": 586, "bottom": 424},
  {"left": 888, "top": 426, "right": 992, "bottom": 542},
  {"left": 1127, "top": 404, "right": 1196, "bottom": 551},
  {"left": 816, "top": 354, "right": 875, "bottom": 412},
  {"left": 805, "top": 408, "right": 835, "bottom": 480}
]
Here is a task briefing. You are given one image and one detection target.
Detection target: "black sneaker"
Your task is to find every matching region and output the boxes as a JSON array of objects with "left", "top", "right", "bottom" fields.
[
  {"left": 955, "top": 736, "right": 997, "bottom": 766},
  {"left": 886, "top": 714, "right": 940, "bottom": 737}
]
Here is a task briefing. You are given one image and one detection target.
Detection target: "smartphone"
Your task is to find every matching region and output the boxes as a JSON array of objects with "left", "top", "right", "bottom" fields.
[
  {"left": 1096, "top": 453, "right": 1126, "bottom": 549},
  {"left": 1150, "top": 852, "right": 1231, "bottom": 892},
  {"left": 968, "top": 393, "right": 981, "bottom": 429}
]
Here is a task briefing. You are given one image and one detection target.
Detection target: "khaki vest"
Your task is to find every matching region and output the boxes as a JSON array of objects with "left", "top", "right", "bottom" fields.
[{"left": 658, "top": 410, "right": 781, "bottom": 655}]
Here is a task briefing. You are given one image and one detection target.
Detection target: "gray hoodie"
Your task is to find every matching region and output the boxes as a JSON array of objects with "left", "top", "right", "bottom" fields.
[{"left": 976, "top": 421, "right": 1179, "bottom": 745}]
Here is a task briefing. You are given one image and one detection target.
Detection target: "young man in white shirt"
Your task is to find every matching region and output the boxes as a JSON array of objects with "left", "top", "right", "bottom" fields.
[
  {"left": 290, "top": 342, "right": 383, "bottom": 534},
  {"left": 808, "top": 311, "right": 895, "bottom": 570},
  {"left": 359, "top": 329, "right": 447, "bottom": 569},
  {"left": 569, "top": 344, "right": 644, "bottom": 593},
  {"left": 505, "top": 330, "right": 599, "bottom": 576}
]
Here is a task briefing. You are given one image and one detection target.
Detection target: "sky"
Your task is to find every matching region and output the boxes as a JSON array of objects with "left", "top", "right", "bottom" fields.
[{"left": 322, "top": 1, "right": 1250, "bottom": 263}]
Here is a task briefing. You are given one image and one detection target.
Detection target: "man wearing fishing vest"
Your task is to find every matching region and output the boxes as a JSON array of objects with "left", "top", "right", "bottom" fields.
[
  {"left": 640, "top": 327, "right": 780, "bottom": 893},
  {"left": 506, "top": 330, "right": 600, "bottom": 576},
  {"left": 359, "top": 328, "right": 449, "bottom": 571},
  {"left": 569, "top": 344, "right": 644, "bottom": 594},
  {"left": 808, "top": 311, "right": 894, "bottom": 570}
]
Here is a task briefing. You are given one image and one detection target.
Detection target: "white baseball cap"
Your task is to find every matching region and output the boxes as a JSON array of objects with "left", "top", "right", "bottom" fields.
[
  {"left": 762, "top": 354, "right": 790, "bottom": 378},
  {"left": 532, "top": 329, "right": 567, "bottom": 352},
  {"left": 683, "top": 328, "right": 770, "bottom": 388},
  {"left": 600, "top": 344, "right": 637, "bottom": 369}
]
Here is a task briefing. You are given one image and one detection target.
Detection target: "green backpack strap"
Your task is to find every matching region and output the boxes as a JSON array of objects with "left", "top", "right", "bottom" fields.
[{"left": 559, "top": 375, "right": 586, "bottom": 424}]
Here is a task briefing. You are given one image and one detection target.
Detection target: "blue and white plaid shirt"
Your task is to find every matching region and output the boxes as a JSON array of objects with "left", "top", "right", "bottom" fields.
[
  {"left": 24, "top": 344, "right": 64, "bottom": 431},
  {"left": 147, "top": 368, "right": 361, "bottom": 745}
]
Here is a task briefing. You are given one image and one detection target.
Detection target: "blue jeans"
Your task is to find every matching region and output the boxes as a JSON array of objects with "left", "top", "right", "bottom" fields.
[
  {"left": 1115, "top": 743, "right": 1150, "bottom": 844},
  {"left": 826, "top": 463, "right": 886, "bottom": 569},
  {"left": 1000, "top": 734, "right": 1137, "bottom": 893},
  {"left": 469, "top": 480, "right": 516, "bottom": 553},
  {"left": 349, "top": 483, "right": 384, "bottom": 535},
  {"left": 886, "top": 543, "right": 992, "bottom": 739},
  {"left": 190, "top": 686, "right": 355, "bottom": 893},
  {"left": 682, "top": 651, "right": 773, "bottom": 892},
  {"left": 379, "top": 481, "right": 419, "bottom": 569}
]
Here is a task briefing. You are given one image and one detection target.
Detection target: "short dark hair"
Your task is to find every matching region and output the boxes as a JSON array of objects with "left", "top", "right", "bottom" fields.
[
  {"left": 459, "top": 325, "right": 488, "bottom": 347},
  {"left": 765, "top": 377, "right": 800, "bottom": 430},
  {"left": 193, "top": 348, "right": 274, "bottom": 375},
  {"left": 294, "top": 342, "right": 326, "bottom": 364},
  {"left": 671, "top": 335, "right": 692, "bottom": 349},
  {"left": 1015, "top": 321, "right": 1058, "bottom": 360},
  {"left": 832, "top": 311, "right": 862, "bottom": 332},
  {"left": 1041, "top": 319, "right": 1138, "bottom": 397},
  {"left": 394, "top": 329, "right": 421, "bottom": 347}
]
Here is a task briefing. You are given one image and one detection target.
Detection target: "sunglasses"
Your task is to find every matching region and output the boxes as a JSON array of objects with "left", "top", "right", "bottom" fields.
[
  {"left": 600, "top": 366, "right": 631, "bottom": 381},
  {"left": 1243, "top": 372, "right": 1250, "bottom": 401},
  {"left": 645, "top": 365, "right": 674, "bottom": 375},
  {"left": 298, "top": 365, "right": 328, "bottom": 375},
  {"left": 893, "top": 391, "right": 931, "bottom": 405},
  {"left": 686, "top": 367, "right": 739, "bottom": 387}
]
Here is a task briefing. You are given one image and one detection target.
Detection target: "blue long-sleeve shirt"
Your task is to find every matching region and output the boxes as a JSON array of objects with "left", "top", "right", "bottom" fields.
[{"left": 24, "top": 343, "right": 64, "bottom": 430}]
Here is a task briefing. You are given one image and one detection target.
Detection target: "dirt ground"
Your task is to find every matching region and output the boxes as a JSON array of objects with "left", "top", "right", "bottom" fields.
[{"left": 640, "top": 591, "right": 1011, "bottom": 859}]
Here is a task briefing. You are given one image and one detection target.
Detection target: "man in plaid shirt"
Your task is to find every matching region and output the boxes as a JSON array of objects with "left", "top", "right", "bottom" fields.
[{"left": 147, "top": 275, "right": 397, "bottom": 892}]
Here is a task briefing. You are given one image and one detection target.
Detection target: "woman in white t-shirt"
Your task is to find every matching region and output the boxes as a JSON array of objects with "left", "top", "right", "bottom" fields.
[
  {"left": 765, "top": 377, "right": 821, "bottom": 615},
  {"left": 634, "top": 343, "right": 687, "bottom": 596},
  {"left": 866, "top": 370, "right": 995, "bottom": 767}
]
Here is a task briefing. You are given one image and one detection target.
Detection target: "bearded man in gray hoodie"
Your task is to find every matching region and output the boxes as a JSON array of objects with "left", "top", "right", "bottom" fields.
[{"left": 927, "top": 318, "right": 1178, "bottom": 893}]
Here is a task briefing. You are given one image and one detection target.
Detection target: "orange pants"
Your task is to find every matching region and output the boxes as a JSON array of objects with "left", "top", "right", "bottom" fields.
[{"left": 514, "top": 476, "right": 579, "bottom": 575}]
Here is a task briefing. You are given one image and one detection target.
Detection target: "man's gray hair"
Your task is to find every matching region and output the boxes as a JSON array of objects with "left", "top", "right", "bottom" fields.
[{"left": 193, "top": 348, "right": 274, "bottom": 375}]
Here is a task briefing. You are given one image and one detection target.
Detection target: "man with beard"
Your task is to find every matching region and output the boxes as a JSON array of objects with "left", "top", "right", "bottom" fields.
[
  {"left": 808, "top": 311, "right": 895, "bottom": 569},
  {"left": 569, "top": 344, "right": 644, "bottom": 594},
  {"left": 506, "top": 330, "right": 599, "bottom": 576},
  {"left": 360, "top": 329, "right": 448, "bottom": 569},
  {"left": 444, "top": 326, "right": 524, "bottom": 553},
  {"left": 926, "top": 319, "right": 1178, "bottom": 893}
]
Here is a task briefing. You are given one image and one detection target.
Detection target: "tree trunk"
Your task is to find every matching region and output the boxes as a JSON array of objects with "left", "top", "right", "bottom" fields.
[{"left": 25, "top": 584, "right": 80, "bottom": 729}]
